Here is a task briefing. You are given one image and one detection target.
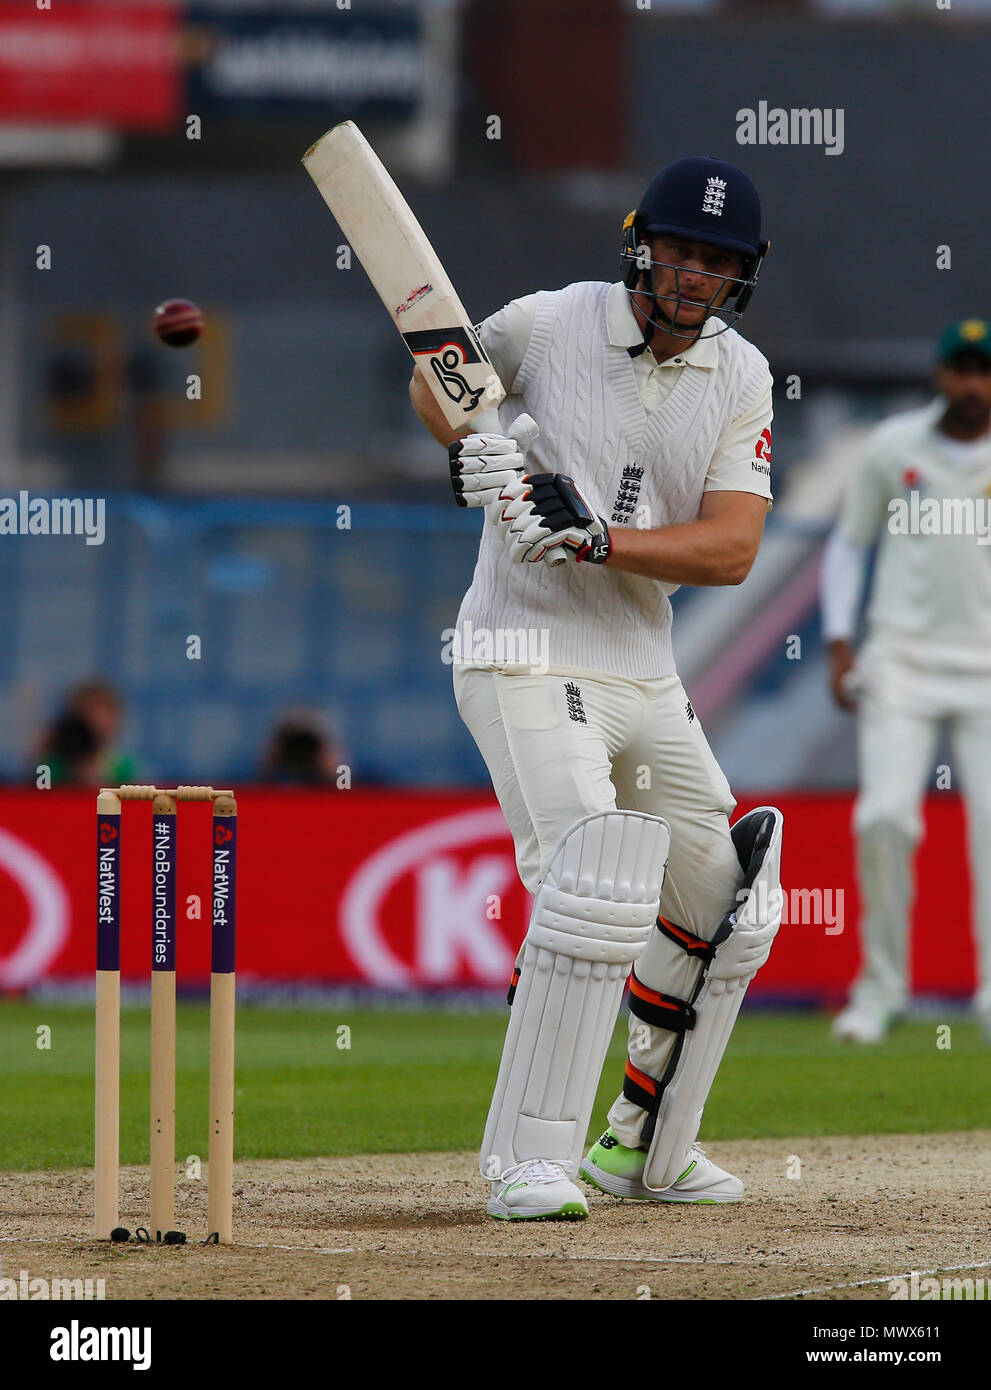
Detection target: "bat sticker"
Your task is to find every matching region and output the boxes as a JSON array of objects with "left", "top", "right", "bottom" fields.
[
  {"left": 397, "top": 283, "right": 434, "bottom": 315},
  {"left": 402, "top": 325, "right": 491, "bottom": 411}
]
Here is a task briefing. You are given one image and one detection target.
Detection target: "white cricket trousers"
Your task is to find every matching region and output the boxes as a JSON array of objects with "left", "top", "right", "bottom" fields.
[
  {"left": 454, "top": 665, "right": 742, "bottom": 1148},
  {"left": 850, "top": 635, "right": 991, "bottom": 1020}
]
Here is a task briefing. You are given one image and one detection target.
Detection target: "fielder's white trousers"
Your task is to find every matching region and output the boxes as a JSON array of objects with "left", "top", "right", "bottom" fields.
[
  {"left": 850, "top": 634, "right": 991, "bottom": 1020},
  {"left": 454, "top": 664, "right": 741, "bottom": 1148}
]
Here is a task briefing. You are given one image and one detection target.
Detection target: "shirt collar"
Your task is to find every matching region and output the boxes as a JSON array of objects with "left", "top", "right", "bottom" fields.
[{"left": 606, "top": 280, "right": 720, "bottom": 369}]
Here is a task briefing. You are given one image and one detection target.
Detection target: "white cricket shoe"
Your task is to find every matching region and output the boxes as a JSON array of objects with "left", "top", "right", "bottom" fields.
[
  {"left": 580, "top": 1130, "right": 744, "bottom": 1203},
  {"left": 831, "top": 1003, "right": 891, "bottom": 1044},
  {"left": 487, "top": 1159, "right": 588, "bottom": 1221},
  {"left": 656, "top": 1144, "right": 745, "bottom": 1203}
]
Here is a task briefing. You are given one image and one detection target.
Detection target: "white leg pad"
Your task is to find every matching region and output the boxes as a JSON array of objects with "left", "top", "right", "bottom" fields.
[
  {"left": 480, "top": 810, "right": 669, "bottom": 1178},
  {"left": 643, "top": 806, "right": 784, "bottom": 1190}
]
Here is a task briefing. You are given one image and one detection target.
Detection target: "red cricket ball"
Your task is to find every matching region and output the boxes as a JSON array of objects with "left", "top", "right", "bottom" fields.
[{"left": 153, "top": 298, "right": 203, "bottom": 348}]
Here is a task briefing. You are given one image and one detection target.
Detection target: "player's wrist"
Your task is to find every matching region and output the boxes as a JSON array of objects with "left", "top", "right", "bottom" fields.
[{"left": 577, "top": 516, "right": 611, "bottom": 564}]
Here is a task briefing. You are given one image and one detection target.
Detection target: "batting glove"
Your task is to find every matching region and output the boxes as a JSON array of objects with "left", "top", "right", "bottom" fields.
[
  {"left": 449, "top": 414, "right": 539, "bottom": 509},
  {"left": 496, "top": 472, "right": 612, "bottom": 565}
]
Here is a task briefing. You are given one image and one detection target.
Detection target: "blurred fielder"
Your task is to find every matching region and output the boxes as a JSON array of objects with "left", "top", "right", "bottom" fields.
[
  {"left": 824, "top": 319, "right": 991, "bottom": 1045},
  {"left": 412, "top": 157, "right": 784, "bottom": 1221}
]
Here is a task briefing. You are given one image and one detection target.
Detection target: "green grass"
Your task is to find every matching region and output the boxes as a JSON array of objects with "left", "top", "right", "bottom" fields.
[{"left": 1, "top": 1002, "right": 988, "bottom": 1172}]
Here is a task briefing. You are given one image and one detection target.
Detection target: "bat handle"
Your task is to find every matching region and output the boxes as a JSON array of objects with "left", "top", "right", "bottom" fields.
[
  {"left": 470, "top": 408, "right": 561, "bottom": 562},
  {"left": 501, "top": 412, "right": 556, "bottom": 560},
  {"left": 507, "top": 413, "right": 539, "bottom": 453},
  {"left": 469, "top": 410, "right": 540, "bottom": 455},
  {"left": 470, "top": 408, "right": 502, "bottom": 434}
]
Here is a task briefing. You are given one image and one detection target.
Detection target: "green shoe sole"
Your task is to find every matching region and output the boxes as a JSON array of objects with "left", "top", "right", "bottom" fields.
[
  {"left": 579, "top": 1165, "right": 653, "bottom": 1201},
  {"left": 579, "top": 1164, "right": 733, "bottom": 1205},
  {"left": 488, "top": 1201, "right": 588, "bottom": 1222}
]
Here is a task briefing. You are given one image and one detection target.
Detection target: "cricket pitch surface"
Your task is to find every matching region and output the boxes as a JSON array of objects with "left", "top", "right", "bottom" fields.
[{"left": 4, "top": 1131, "right": 990, "bottom": 1301}]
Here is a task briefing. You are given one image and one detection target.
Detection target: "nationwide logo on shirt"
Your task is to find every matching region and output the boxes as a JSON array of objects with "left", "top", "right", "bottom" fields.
[{"left": 752, "top": 428, "right": 772, "bottom": 478}]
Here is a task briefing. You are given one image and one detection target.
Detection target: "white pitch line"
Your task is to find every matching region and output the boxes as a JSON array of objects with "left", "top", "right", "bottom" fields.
[
  {"left": 0, "top": 1235, "right": 741, "bottom": 1266},
  {"left": 470, "top": 1251, "right": 747, "bottom": 1265},
  {"left": 0, "top": 1236, "right": 355, "bottom": 1255},
  {"left": 238, "top": 1243, "right": 356, "bottom": 1255},
  {"left": 8, "top": 1233, "right": 987, "bottom": 1293},
  {"left": 758, "top": 1259, "right": 991, "bottom": 1301}
]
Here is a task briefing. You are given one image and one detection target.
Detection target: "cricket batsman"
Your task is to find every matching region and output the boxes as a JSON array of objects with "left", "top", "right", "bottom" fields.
[
  {"left": 824, "top": 319, "right": 991, "bottom": 1045},
  {"left": 411, "top": 157, "right": 785, "bottom": 1221}
]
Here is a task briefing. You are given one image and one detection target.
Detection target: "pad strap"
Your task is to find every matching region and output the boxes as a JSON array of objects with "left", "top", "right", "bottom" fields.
[
  {"left": 656, "top": 913, "right": 733, "bottom": 964},
  {"left": 622, "top": 1035, "right": 688, "bottom": 1133},
  {"left": 622, "top": 968, "right": 699, "bottom": 1130},
  {"left": 627, "top": 971, "right": 696, "bottom": 1033},
  {"left": 621, "top": 937, "right": 715, "bottom": 1136},
  {"left": 622, "top": 915, "right": 734, "bottom": 1124},
  {"left": 623, "top": 1060, "right": 660, "bottom": 1114}
]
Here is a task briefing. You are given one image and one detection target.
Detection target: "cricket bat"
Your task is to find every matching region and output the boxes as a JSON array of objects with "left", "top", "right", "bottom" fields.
[{"left": 302, "top": 120, "right": 507, "bottom": 436}]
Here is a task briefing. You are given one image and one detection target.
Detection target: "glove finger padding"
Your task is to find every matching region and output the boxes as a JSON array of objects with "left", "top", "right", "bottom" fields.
[
  {"left": 449, "top": 414, "right": 538, "bottom": 510},
  {"left": 450, "top": 435, "right": 526, "bottom": 508},
  {"left": 458, "top": 462, "right": 526, "bottom": 505},
  {"left": 501, "top": 473, "right": 611, "bottom": 565},
  {"left": 456, "top": 433, "right": 522, "bottom": 458}
]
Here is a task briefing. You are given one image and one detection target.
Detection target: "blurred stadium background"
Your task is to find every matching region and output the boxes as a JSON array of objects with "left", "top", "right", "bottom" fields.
[{"left": 0, "top": 0, "right": 986, "bottom": 1004}]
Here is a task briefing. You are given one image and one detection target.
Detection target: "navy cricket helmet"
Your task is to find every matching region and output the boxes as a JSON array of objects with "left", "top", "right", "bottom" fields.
[{"left": 621, "top": 156, "right": 769, "bottom": 344}]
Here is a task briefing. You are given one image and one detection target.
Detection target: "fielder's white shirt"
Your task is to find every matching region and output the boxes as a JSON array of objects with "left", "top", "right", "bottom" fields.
[
  {"left": 454, "top": 280, "right": 774, "bottom": 679},
  {"left": 830, "top": 401, "right": 991, "bottom": 672}
]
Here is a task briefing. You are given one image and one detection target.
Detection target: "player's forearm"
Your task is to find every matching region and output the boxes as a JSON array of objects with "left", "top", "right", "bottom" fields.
[
  {"left": 607, "top": 519, "right": 757, "bottom": 586},
  {"left": 409, "top": 367, "right": 468, "bottom": 447}
]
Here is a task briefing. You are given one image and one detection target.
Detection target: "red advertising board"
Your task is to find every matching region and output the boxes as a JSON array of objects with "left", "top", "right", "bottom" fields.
[
  {"left": 0, "top": 788, "right": 978, "bottom": 1003},
  {"left": 0, "top": 3, "right": 179, "bottom": 130}
]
